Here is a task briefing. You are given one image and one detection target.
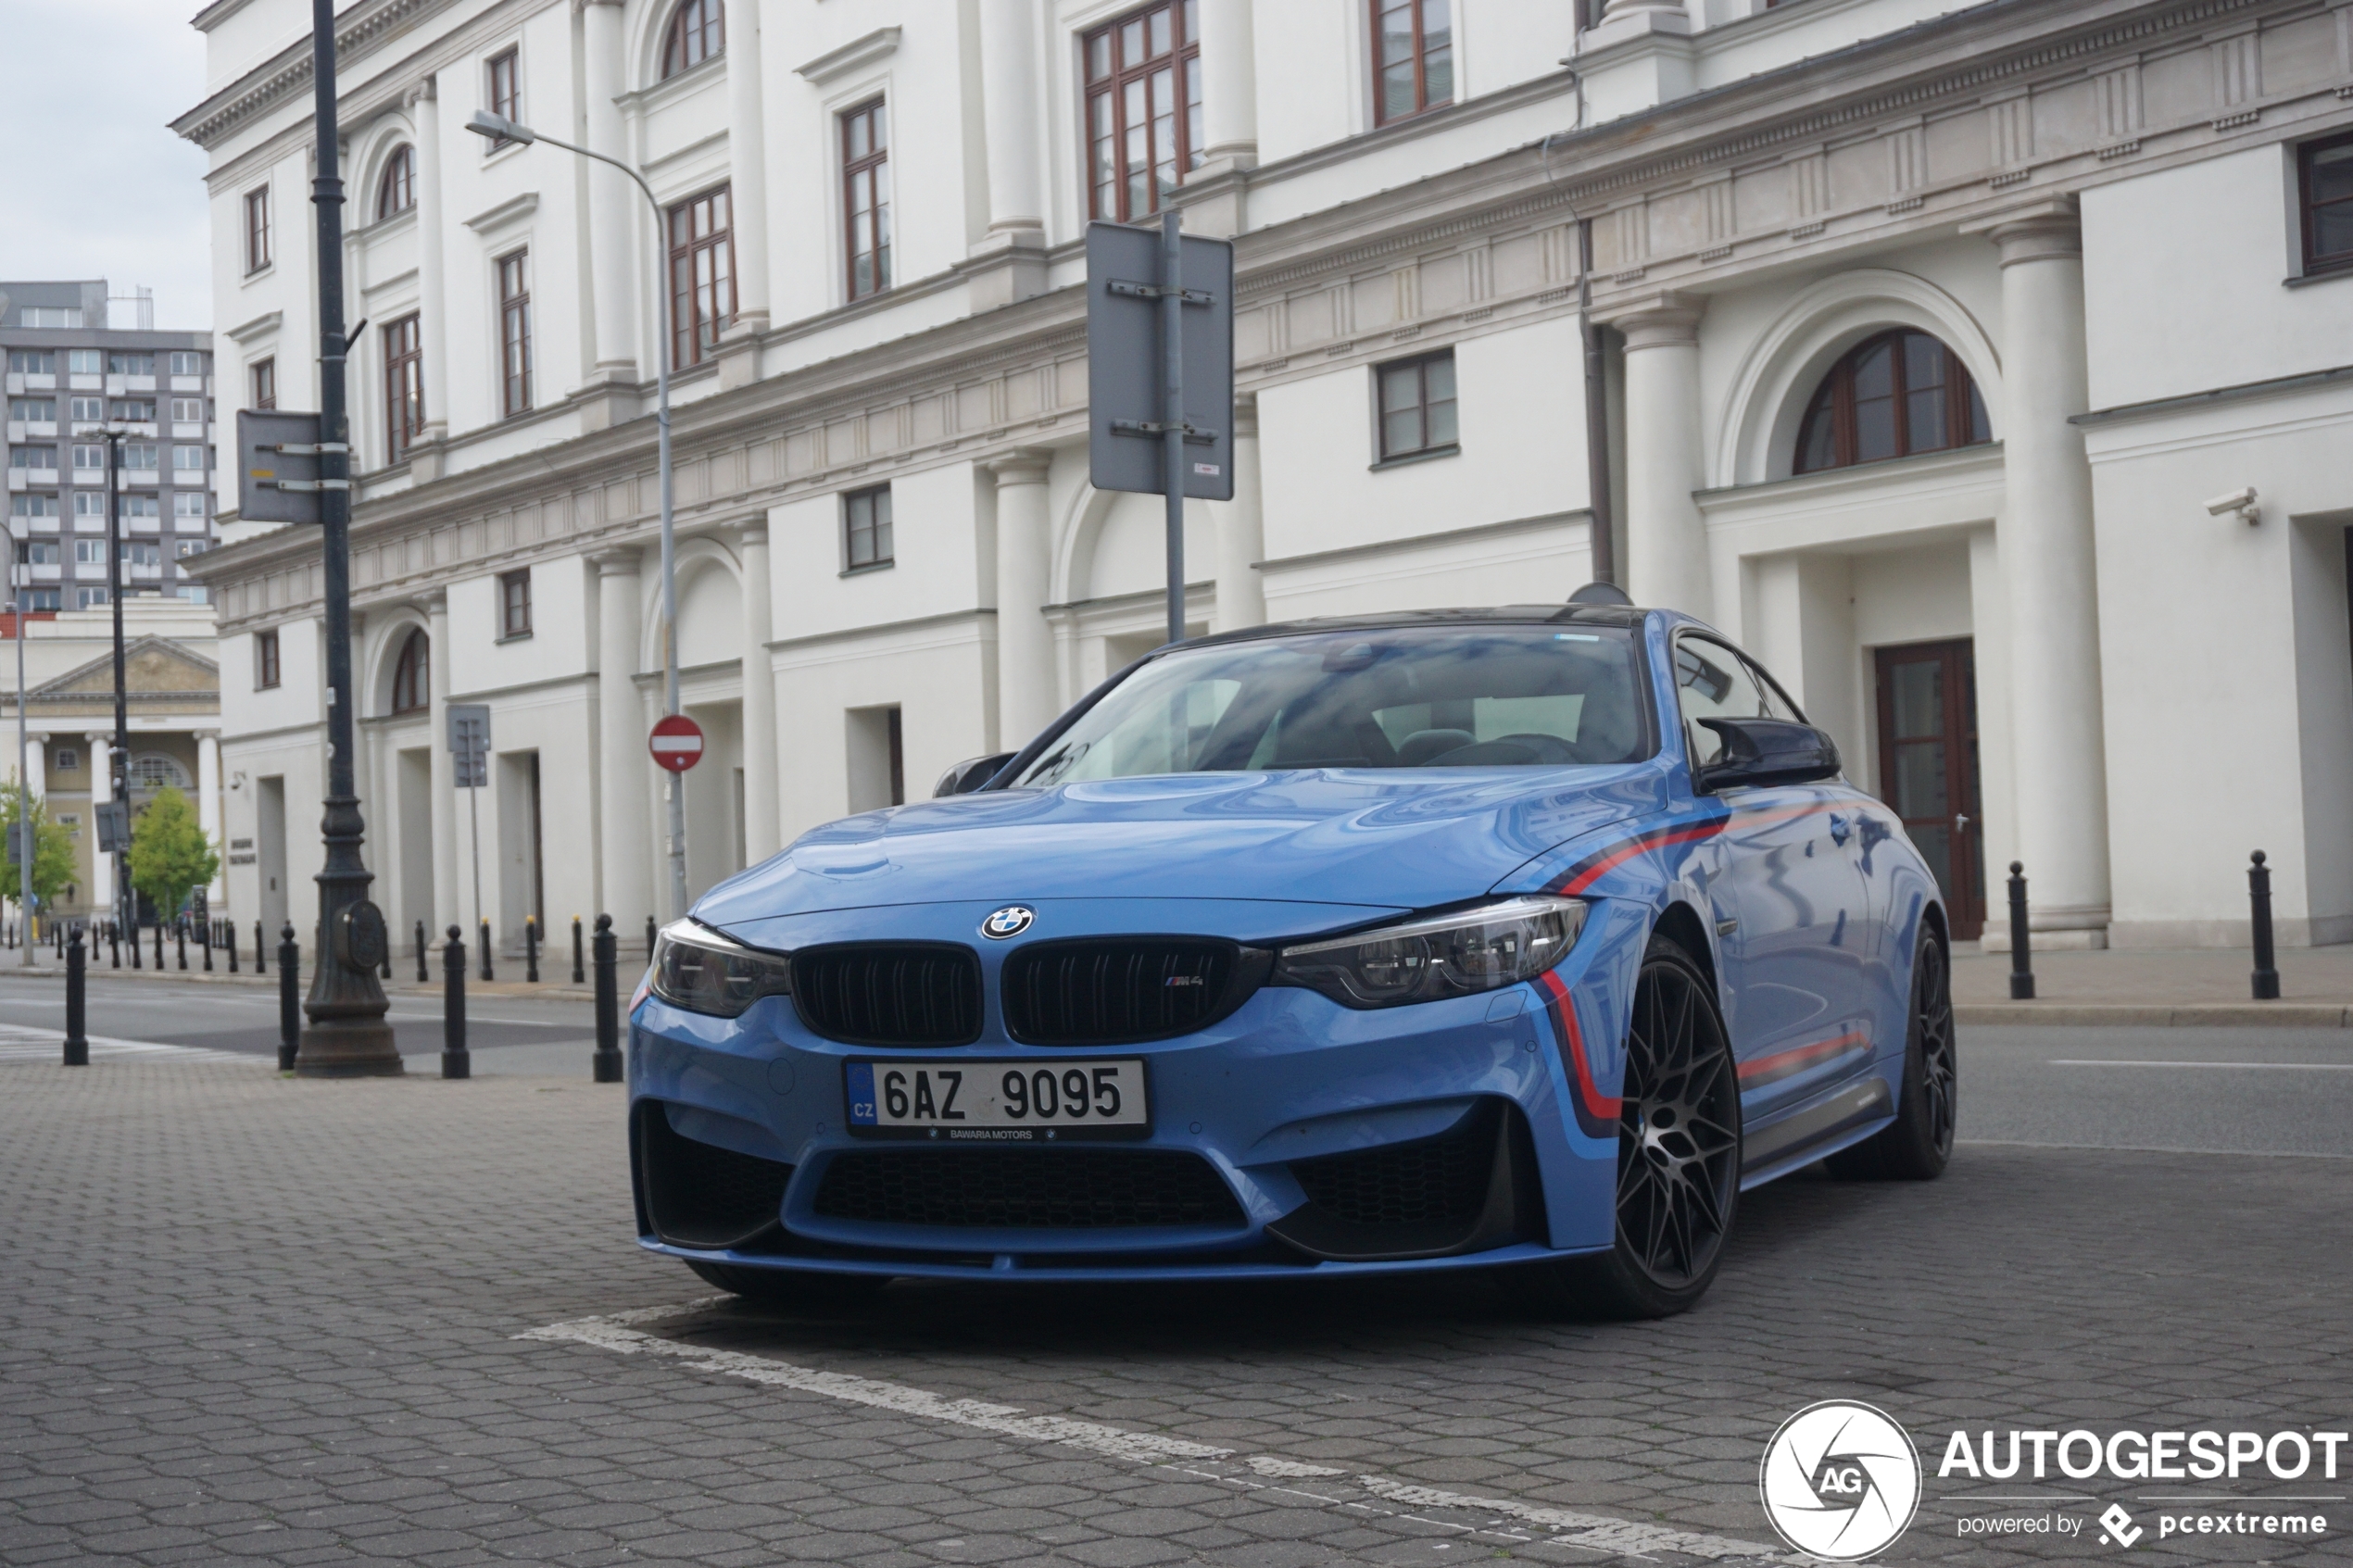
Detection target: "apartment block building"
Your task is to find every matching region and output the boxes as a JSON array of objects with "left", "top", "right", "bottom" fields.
[{"left": 176, "top": 0, "right": 2353, "bottom": 957}]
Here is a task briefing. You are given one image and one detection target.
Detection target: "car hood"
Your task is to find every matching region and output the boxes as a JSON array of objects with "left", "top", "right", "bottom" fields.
[{"left": 695, "top": 768, "right": 1668, "bottom": 935}]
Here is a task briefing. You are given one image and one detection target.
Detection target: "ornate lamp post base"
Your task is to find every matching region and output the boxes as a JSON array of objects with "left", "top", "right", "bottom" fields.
[{"left": 293, "top": 1016, "right": 403, "bottom": 1077}]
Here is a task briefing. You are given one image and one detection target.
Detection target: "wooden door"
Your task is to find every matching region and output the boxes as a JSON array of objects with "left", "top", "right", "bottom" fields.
[{"left": 1874, "top": 640, "right": 1987, "bottom": 940}]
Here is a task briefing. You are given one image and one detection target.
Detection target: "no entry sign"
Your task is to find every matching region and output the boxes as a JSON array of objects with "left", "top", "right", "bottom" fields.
[{"left": 648, "top": 713, "right": 705, "bottom": 772}]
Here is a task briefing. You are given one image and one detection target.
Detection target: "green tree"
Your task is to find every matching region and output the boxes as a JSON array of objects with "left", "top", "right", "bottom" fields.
[
  {"left": 0, "top": 778, "right": 78, "bottom": 917},
  {"left": 126, "top": 785, "right": 220, "bottom": 923}
]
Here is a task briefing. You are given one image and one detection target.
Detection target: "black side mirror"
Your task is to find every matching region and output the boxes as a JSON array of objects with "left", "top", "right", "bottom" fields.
[
  {"left": 933, "top": 752, "right": 1016, "bottom": 798},
  {"left": 1693, "top": 718, "right": 1841, "bottom": 792}
]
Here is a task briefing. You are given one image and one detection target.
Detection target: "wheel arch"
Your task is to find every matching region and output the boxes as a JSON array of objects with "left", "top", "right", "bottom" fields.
[{"left": 1649, "top": 899, "right": 1720, "bottom": 1000}]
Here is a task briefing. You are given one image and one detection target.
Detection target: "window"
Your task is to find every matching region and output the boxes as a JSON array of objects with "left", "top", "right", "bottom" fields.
[
  {"left": 2300, "top": 132, "right": 2353, "bottom": 277},
  {"left": 662, "top": 0, "right": 724, "bottom": 77},
  {"left": 120, "top": 495, "right": 159, "bottom": 519},
  {"left": 111, "top": 400, "right": 156, "bottom": 422},
  {"left": 486, "top": 47, "right": 522, "bottom": 132},
  {"left": 23, "top": 541, "right": 58, "bottom": 565},
  {"left": 250, "top": 358, "right": 277, "bottom": 411},
  {"left": 844, "top": 484, "right": 893, "bottom": 570},
  {"left": 498, "top": 569, "right": 532, "bottom": 638},
  {"left": 73, "top": 492, "right": 106, "bottom": 518},
  {"left": 1375, "top": 349, "right": 1458, "bottom": 461},
  {"left": 1084, "top": 1, "right": 1202, "bottom": 221},
  {"left": 108, "top": 353, "right": 155, "bottom": 377},
  {"left": 170, "top": 398, "right": 206, "bottom": 423},
  {"left": 176, "top": 539, "right": 211, "bottom": 558},
  {"left": 174, "top": 492, "right": 208, "bottom": 520},
  {"left": 122, "top": 445, "right": 157, "bottom": 470},
  {"left": 68, "top": 397, "right": 103, "bottom": 423},
  {"left": 383, "top": 314, "right": 424, "bottom": 463},
  {"left": 376, "top": 144, "right": 416, "bottom": 220},
  {"left": 54, "top": 748, "right": 76, "bottom": 771},
  {"left": 497, "top": 250, "right": 533, "bottom": 416},
  {"left": 1674, "top": 636, "right": 1797, "bottom": 770},
  {"left": 19, "top": 307, "right": 81, "bottom": 329},
  {"left": 245, "top": 184, "right": 273, "bottom": 272},
  {"left": 131, "top": 754, "right": 189, "bottom": 789},
  {"left": 75, "top": 587, "right": 107, "bottom": 609},
  {"left": 842, "top": 100, "right": 891, "bottom": 300},
  {"left": 67, "top": 349, "right": 101, "bottom": 375},
  {"left": 10, "top": 398, "right": 56, "bottom": 421},
  {"left": 9, "top": 445, "right": 56, "bottom": 469},
  {"left": 1793, "top": 330, "right": 1991, "bottom": 473},
  {"left": 71, "top": 445, "right": 103, "bottom": 470},
  {"left": 169, "top": 351, "right": 204, "bottom": 377},
  {"left": 171, "top": 446, "right": 206, "bottom": 471},
  {"left": 120, "top": 541, "right": 162, "bottom": 567},
  {"left": 667, "top": 186, "right": 734, "bottom": 367},
  {"left": 390, "top": 628, "right": 430, "bottom": 714},
  {"left": 20, "top": 590, "right": 57, "bottom": 611},
  {"left": 1373, "top": 0, "right": 1453, "bottom": 123},
  {"left": 7, "top": 351, "right": 55, "bottom": 374},
  {"left": 11, "top": 495, "right": 57, "bottom": 519},
  {"left": 74, "top": 539, "right": 107, "bottom": 564},
  {"left": 256, "top": 629, "right": 281, "bottom": 689}
]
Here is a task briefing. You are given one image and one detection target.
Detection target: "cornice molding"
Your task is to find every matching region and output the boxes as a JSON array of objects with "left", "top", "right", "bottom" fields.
[{"left": 173, "top": 0, "right": 459, "bottom": 150}]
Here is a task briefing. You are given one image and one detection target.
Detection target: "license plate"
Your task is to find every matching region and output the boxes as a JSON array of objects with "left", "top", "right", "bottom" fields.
[{"left": 845, "top": 1060, "right": 1150, "bottom": 1141}]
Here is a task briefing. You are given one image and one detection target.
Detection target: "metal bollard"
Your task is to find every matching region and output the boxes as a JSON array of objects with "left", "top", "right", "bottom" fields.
[
  {"left": 177, "top": 919, "right": 187, "bottom": 971},
  {"left": 2249, "top": 850, "right": 2280, "bottom": 1000},
  {"left": 646, "top": 914, "right": 657, "bottom": 958},
  {"left": 479, "top": 917, "right": 495, "bottom": 983},
  {"left": 201, "top": 916, "right": 213, "bottom": 972},
  {"left": 415, "top": 919, "right": 429, "bottom": 983},
  {"left": 525, "top": 916, "right": 540, "bottom": 983},
  {"left": 63, "top": 930, "right": 88, "bottom": 1067},
  {"left": 592, "top": 913, "right": 623, "bottom": 1083},
  {"left": 225, "top": 918, "right": 236, "bottom": 973},
  {"left": 254, "top": 921, "right": 266, "bottom": 975},
  {"left": 130, "top": 919, "right": 141, "bottom": 969},
  {"left": 277, "top": 922, "right": 300, "bottom": 1071},
  {"left": 572, "top": 915, "right": 585, "bottom": 985},
  {"left": 153, "top": 923, "right": 164, "bottom": 971},
  {"left": 443, "top": 924, "right": 470, "bottom": 1079},
  {"left": 109, "top": 923, "right": 120, "bottom": 970},
  {"left": 2007, "top": 861, "right": 2035, "bottom": 1001}
]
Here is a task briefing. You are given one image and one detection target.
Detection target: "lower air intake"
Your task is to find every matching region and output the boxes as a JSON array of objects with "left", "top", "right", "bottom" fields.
[
  {"left": 634, "top": 1102, "right": 792, "bottom": 1250},
  {"left": 813, "top": 1148, "right": 1246, "bottom": 1230}
]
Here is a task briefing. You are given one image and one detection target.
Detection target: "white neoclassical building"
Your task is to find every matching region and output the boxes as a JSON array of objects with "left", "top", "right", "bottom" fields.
[{"left": 178, "top": 0, "right": 2353, "bottom": 955}]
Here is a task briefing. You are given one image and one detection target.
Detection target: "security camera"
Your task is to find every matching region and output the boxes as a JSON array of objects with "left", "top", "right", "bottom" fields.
[{"left": 2204, "top": 486, "right": 2259, "bottom": 525}]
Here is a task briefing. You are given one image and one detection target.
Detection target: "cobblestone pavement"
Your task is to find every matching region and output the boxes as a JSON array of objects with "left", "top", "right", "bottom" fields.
[{"left": 2, "top": 1047, "right": 2346, "bottom": 1567}]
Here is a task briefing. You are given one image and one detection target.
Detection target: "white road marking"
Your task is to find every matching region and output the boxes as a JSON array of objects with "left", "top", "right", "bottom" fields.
[
  {"left": 0, "top": 1025, "right": 250, "bottom": 1065},
  {"left": 520, "top": 1300, "right": 1795, "bottom": 1563},
  {"left": 2048, "top": 1059, "right": 2353, "bottom": 1071}
]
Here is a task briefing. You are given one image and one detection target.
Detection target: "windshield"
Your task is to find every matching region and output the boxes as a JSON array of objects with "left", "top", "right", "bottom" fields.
[{"left": 1012, "top": 625, "right": 1654, "bottom": 787}]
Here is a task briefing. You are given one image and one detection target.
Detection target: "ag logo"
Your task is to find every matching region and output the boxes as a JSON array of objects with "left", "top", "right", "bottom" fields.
[
  {"left": 980, "top": 905, "right": 1035, "bottom": 940},
  {"left": 1758, "top": 1400, "right": 1921, "bottom": 1562}
]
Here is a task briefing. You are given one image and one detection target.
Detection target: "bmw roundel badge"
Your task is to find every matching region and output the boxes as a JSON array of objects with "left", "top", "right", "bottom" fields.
[{"left": 981, "top": 905, "right": 1036, "bottom": 939}]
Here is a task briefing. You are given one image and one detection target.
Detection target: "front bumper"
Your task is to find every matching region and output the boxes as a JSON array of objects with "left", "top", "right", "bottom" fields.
[{"left": 624, "top": 899, "right": 1647, "bottom": 1283}]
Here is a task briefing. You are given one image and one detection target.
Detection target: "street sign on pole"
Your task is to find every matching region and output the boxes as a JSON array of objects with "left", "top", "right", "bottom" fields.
[
  {"left": 649, "top": 713, "right": 705, "bottom": 773},
  {"left": 234, "top": 409, "right": 334, "bottom": 526},
  {"left": 1087, "top": 216, "right": 1234, "bottom": 646},
  {"left": 447, "top": 704, "right": 491, "bottom": 789}
]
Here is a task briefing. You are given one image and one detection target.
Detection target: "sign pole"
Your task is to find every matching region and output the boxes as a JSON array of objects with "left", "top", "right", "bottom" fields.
[
  {"left": 1160, "top": 210, "right": 1186, "bottom": 647},
  {"left": 14, "top": 565, "right": 29, "bottom": 968}
]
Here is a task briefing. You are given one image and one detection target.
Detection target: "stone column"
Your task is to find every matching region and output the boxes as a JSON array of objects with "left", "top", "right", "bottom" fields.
[
  {"left": 1214, "top": 394, "right": 1265, "bottom": 631},
  {"left": 738, "top": 523, "right": 780, "bottom": 862},
  {"left": 411, "top": 78, "right": 449, "bottom": 447},
  {"left": 1198, "top": 0, "right": 1258, "bottom": 164},
  {"left": 583, "top": 0, "right": 638, "bottom": 383},
  {"left": 987, "top": 451, "right": 1058, "bottom": 748},
  {"left": 722, "top": 1, "right": 770, "bottom": 337},
  {"left": 424, "top": 591, "right": 458, "bottom": 942},
  {"left": 197, "top": 732, "right": 224, "bottom": 907},
  {"left": 1979, "top": 198, "right": 2111, "bottom": 942},
  {"left": 971, "top": 0, "right": 1047, "bottom": 307},
  {"left": 595, "top": 550, "right": 653, "bottom": 927},
  {"left": 85, "top": 733, "right": 113, "bottom": 918},
  {"left": 1613, "top": 292, "right": 1712, "bottom": 619}
]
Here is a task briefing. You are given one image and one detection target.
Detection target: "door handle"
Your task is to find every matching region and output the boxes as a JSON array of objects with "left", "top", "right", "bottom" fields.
[{"left": 1955, "top": 813, "right": 1970, "bottom": 833}]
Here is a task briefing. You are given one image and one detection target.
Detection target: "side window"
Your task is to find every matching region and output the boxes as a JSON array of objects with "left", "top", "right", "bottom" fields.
[{"left": 1673, "top": 637, "right": 1776, "bottom": 769}]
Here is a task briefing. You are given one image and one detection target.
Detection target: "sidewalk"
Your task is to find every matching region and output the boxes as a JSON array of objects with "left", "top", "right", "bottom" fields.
[
  {"left": 0, "top": 951, "right": 609, "bottom": 1003},
  {"left": 1954, "top": 943, "right": 2353, "bottom": 1026}
]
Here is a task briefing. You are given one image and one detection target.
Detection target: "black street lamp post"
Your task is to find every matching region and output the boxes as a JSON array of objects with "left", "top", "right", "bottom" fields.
[{"left": 294, "top": 0, "right": 398, "bottom": 1075}]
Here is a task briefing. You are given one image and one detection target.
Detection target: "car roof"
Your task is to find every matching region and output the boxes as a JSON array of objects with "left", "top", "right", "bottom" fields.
[{"left": 1168, "top": 604, "right": 1653, "bottom": 654}]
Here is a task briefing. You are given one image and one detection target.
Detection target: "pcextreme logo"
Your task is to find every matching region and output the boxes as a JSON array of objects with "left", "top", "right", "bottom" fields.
[{"left": 1759, "top": 1400, "right": 1923, "bottom": 1561}]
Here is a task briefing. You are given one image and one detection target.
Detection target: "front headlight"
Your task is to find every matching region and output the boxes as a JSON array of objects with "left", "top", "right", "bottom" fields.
[
  {"left": 1270, "top": 897, "right": 1589, "bottom": 1010},
  {"left": 648, "top": 920, "right": 793, "bottom": 1018}
]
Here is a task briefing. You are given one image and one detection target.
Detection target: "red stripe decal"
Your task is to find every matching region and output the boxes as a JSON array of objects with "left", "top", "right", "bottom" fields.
[
  {"left": 1535, "top": 969, "right": 1621, "bottom": 1129},
  {"left": 1554, "top": 817, "right": 1731, "bottom": 897},
  {"left": 1736, "top": 1029, "right": 1869, "bottom": 1085}
]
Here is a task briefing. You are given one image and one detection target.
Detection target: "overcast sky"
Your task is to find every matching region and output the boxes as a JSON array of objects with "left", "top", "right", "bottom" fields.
[{"left": 0, "top": 0, "right": 214, "bottom": 330}]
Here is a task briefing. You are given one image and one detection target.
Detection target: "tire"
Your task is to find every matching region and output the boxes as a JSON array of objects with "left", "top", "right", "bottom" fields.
[
  {"left": 1826, "top": 924, "right": 1957, "bottom": 1181},
  {"left": 1514, "top": 934, "right": 1742, "bottom": 1320},
  {"left": 686, "top": 1259, "right": 890, "bottom": 1311}
]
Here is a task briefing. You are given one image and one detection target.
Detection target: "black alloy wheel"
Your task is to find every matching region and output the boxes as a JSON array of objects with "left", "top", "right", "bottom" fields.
[
  {"left": 1514, "top": 934, "right": 1742, "bottom": 1320},
  {"left": 1828, "top": 925, "right": 1957, "bottom": 1181}
]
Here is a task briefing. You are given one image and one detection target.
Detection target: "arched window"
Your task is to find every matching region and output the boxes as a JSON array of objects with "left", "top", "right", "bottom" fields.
[
  {"left": 390, "top": 628, "right": 430, "bottom": 715},
  {"left": 129, "top": 753, "right": 192, "bottom": 791},
  {"left": 376, "top": 144, "right": 415, "bottom": 220},
  {"left": 661, "top": 0, "right": 724, "bottom": 79},
  {"left": 1793, "top": 330, "right": 1991, "bottom": 474}
]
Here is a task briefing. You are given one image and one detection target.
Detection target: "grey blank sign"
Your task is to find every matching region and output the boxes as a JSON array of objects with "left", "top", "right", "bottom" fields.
[
  {"left": 1086, "top": 220, "right": 1235, "bottom": 502},
  {"left": 447, "top": 703, "right": 491, "bottom": 790},
  {"left": 234, "top": 409, "right": 325, "bottom": 525}
]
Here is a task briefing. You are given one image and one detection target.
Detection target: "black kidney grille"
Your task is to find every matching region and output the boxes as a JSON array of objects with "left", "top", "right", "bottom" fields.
[
  {"left": 791, "top": 945, "right": 982, "bottom": 1047},
  {"left": 1001, "top": 937, "right": 1245, "bottom": 1044},
  {"left": 814, "top": 1148, "right": 1245, "bottom": 1230},
  {"left": 1290, "top": 1108, "right": 1495, "bottom": 1229}
]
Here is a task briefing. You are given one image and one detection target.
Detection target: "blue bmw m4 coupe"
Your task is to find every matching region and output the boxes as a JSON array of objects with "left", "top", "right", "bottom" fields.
[{"left": 627, "top": 594, "right": 1957, "bottom": 1318}]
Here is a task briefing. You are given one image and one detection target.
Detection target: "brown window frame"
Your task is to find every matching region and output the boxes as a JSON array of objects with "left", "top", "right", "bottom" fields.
[
  {"left": 382, "top": 313, "right": 424, "bottom": 466},
  {"left": 497, "top": 249, "right": 533, "bottom": 417},
  {"left": 1371, "top": 0, "right": 1454, "bottom": 126},
  {"left": 1083, "top": 0, "right": 1203, "bottom": 222},
  {"left": 666, "top": 185, "right": 735, "bottom": 368},
  {"left": 1792, "top": 329, "right": 1992, "bottom": 475},
  {"left": 1373, "top": 348, "right": 1459, "bottom": 463},
  {"left": 843, "top": 483, "right": 894, "bottom": 571},
  {"left": 486, "top": 47, "right": 522, "bottom": 130},
  {"left": 841, "top": 99, "right": 891, "bottom": 302},
  {"left": 244, "top": 186, "right": 271, "bottom": 274},
  {"left": 375, "top": 144, "right": 415, "bottom": 220},
  {"left": 249, "top": 358, "right": 276, "bottom": 411},
  {"left": 661, "top": 0, "right": 724, "bottom": 79},
  {"left": 256, "top": 629, "right": 282, "bottom": 691},
  {"left": 390, "top": 629, "right": 430, "bottom": 715},
  {"left": 499, "top": 568, "right": 533, "bottom": 640},
  {"left": 2299, "top": 130, "right": 2353, "bottom": 278}
]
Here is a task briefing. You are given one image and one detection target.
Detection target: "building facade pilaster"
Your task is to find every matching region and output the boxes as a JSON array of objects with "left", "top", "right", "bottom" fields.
[
  {"left": 986, "top": 451, "right": 1057, "bottom": 749},
  {"left": 423, "top": 591, "right": 458, "bottom": 944},
  {"left": 594, "top": 549, "right": 652, "bottom": 927},
  {"left": 738, "top": 523, "right": 779, "bottom": 863},
  {"left": 1214, "top": 394, "right": 1265, "bottom": 632},
  {"left": 1610, "top": 292, "right": 1712, "bottom": 619}
]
